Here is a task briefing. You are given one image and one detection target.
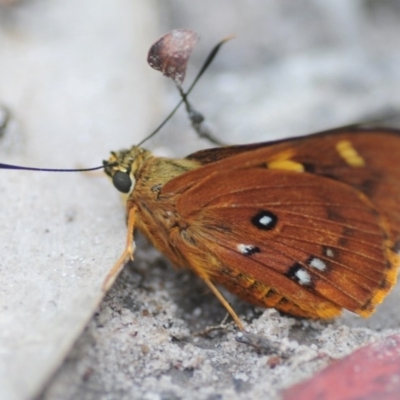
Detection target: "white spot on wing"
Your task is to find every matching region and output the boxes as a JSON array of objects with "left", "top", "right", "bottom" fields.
[
  {"left": 237, "top": 244, "right": 249, "bottom": 253},
  {"left": 295, "top": 269, "right": 312, "bottom": 285},
  {"left": 259, "top": 215, "right": 273, "bottom": 226},
  {"left": 237, "top": 244, "right": 258, "bottom": 255},
  {"left": 324, "top": 247, "right": 334, "bottom": 258},
  {"left": 309, "top": 257, "right": 327, "bottom": 271}
]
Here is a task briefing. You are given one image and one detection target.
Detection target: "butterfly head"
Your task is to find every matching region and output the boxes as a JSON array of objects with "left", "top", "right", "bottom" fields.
[{"left": 103, "top": 146, "right": 151, "bottom": 195}]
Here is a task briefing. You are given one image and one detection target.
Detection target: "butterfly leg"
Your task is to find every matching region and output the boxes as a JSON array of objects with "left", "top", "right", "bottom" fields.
[
  {"left": 203, "top": 278, "right": 245, "bottom": 331},
  {"left": 102, "top": 205, "right": 138, "bottom": 292}
]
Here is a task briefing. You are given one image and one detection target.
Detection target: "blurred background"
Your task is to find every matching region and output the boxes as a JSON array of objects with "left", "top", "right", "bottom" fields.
[
  {"left": 2, "top": 0, "right": 400, "bottom": 156},
  {"left": 154, "top": 0, "right": 400, "bottom": 155}
]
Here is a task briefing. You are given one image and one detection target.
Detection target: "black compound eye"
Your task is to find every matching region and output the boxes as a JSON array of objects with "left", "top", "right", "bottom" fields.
[{"left": 112, "top": 171, "right": 132, "bottom": 193}]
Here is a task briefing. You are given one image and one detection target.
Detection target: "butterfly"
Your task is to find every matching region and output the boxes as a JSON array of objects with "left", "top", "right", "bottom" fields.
[
  {"left": 1, "top": 29, "right": 397, "bottom": 333},
  {"left": 101, "top": 126, "right": 400, "bottom": 330}
]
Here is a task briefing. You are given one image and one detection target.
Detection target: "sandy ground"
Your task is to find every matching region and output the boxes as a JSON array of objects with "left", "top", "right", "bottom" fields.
[{"left": 1, "top": 1, "right": 400, "bottom": 399}]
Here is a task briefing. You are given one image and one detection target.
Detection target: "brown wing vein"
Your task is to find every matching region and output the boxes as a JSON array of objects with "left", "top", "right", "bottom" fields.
[
  {"left": 210, "top": 235, "right": 367, "bottom": 307},
  {"left": 271, "top": 236, "right": 384, "bottom": 286},
  {"left": 274, "top": 232, "right": 384, "bottom": 263}
]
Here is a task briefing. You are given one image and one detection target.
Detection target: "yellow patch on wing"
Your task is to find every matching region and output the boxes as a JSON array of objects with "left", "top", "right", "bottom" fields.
[
  {"left": 267, "top": 159, "right": 305, "bottom": 172},
  {"left": 336, "top": 140, "right": 366, "bottom": 167}
]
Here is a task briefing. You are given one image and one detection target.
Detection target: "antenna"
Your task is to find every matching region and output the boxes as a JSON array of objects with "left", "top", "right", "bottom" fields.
[
  {"left": 0, "top": 30, "right": 232, "bottom": 173},
  {"left": 0, "top": 163, "right": 108, "bottom": 172}
]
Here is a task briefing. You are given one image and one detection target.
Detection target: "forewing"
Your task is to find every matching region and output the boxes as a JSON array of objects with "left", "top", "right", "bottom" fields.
[{"left": 178, "top": 129, "right": 400, "bottom": 243}]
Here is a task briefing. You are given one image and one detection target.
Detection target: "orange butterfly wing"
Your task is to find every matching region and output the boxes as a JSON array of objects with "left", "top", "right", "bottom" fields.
[
  {"left": 160, "top": 129, "right": 400, "bottom": 318},
  {"left": 184, "top": 128, "right": 400, "bottom": 242}
]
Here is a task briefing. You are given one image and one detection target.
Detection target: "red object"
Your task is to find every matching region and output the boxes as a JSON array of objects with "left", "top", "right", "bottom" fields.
[{"left": 283, "top": 334, "right": 400, "bottom": 400}]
